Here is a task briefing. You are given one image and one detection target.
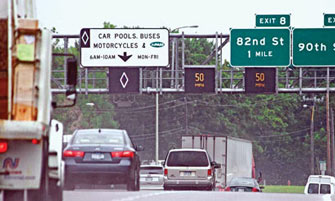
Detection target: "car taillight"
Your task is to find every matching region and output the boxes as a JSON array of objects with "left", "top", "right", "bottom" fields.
[
  {"left": 63, "top": 150, "right": 84, "bottom": 157},
  {"left": 164, "top": 169, "right": 168, "bottom": 176},
  {"left": 252, "top": 187, "right": 259, "bottom": 192},
  {"left": 0, "top": 141, "right": 8, "bottom": 153},
  {"left": 32, "top": 139, "right": 40, "bottom": 144},
  {"left": 224, "top": 187, "right": 231, "bottom": 191},
  {"left": 208, "top": 169, "right": 212, "bottom": 176},
  {"left": 111, "top": 151, "right": 134, "bottom": 158}
]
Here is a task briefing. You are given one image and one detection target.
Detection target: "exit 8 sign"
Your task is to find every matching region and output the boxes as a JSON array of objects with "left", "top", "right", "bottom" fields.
[{"left": 256, "top": 14, "right": 290, "bottom": 27}]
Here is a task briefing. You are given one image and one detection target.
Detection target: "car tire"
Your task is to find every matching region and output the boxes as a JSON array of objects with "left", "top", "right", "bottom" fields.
[
  {"left": 64, "top": 179, "right": 75, "bottom": 191},
  {"left": 164, "top": 186, "right": 171, "bottom": 190},
  {"left": 63, "top": 171, "right": 75, "bottom": 190},
  {"left": 127, "top": 169, "right": 139, "bottom": 191},
  {"left": 205, "top": 185, "right": 214, "bottom": 191},
  {"left": 48, "top": 179, "right": 63, "bottom": 201}
]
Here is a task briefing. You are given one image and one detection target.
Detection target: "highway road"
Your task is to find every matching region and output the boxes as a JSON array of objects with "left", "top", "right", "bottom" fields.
[{"left": 64, "top": 189, "right": 335, "bottom": 201}]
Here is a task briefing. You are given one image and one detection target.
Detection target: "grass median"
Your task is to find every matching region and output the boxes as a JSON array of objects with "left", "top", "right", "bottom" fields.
[{"left": 262, "top": 185, "right": 304, "bottom": 194}]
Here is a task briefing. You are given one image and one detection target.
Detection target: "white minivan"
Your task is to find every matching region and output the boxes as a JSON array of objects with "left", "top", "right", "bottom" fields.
[
  {"left": 304, "top": 175, "right": 335, "bottom": 194},
  {"left": 163, "top": 149, "right": 220, "bottom": 190}
]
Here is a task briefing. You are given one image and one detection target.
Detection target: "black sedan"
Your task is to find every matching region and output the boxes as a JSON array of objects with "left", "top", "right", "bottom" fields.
[
  {"left": 63, "top": 129, "right": 143, "bottom": 191},
  {"left": 224, "top": 177, "right": 263, "bottom": 192}
]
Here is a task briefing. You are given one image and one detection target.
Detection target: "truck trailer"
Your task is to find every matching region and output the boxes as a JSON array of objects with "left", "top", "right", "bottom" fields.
[{"left": 182, "top": 135, "right": 254, "bottom": 189}]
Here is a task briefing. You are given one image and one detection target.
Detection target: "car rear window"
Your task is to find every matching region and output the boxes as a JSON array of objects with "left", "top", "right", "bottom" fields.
[
  {"left": 166, "top": 151, "right": 209, "bottom": 167},
  {"left": 308, "top": 183, "right": 319, "bottom": 194},
  {"left": 73, "top": 133, "right": 125, "bottom": 145},
  {"left": 140, "top": 167, "right": 163, "bottom": 174},
  {"left": 321, "top": 184, "right": 331, "bottom": 194}
]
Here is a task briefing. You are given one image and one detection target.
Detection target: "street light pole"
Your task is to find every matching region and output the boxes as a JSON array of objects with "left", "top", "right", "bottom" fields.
[
  {"left": 171, "top": 25, "right": 199, "bottom": 33},
  {"left": 155, "top": 92, "right": 159, "bottom": 164},
  {"left": 310, "top": 103, "right": 315, "bottom": 175},
  {"left": 327, "top": 67, "right": 331, "bottom": 175},
  {"left": 154, "top": 25, "right": 199, "bottom": 164}
]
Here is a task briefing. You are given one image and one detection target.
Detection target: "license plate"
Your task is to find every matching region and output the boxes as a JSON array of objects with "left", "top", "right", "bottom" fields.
[
  {"left": 146, "top": 177, "right": 153, "bottom": 181},
  {"left": 181, "top": 171, "right": 193, "bottom": 176},
  {"left": 238, "top": 188, "right": 244, "bottom": 192},
  {"left": 91, "top": 153, "right": 105, "bottom": 160}
]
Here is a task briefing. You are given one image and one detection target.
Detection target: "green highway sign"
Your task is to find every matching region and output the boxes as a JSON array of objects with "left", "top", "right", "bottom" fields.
[
  {"left": 324, "top": 14, "right": 335, "bottom": 26},
  {"left": 256, "top": 14, "right": 290, "bottom": 27},
  {"left": 230, "top": 29, "right": 290, "bottom": 67},
  {"left": 293, "top": 28, "right": 335, "bottom": 66}
]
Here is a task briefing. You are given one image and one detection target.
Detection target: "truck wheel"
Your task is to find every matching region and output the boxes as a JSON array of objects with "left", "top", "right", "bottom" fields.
[
  {"left": 48, "top": 179, "right": 63, "bottom": 201},
  {"left": 3, "top": 190, "right": 23, "bottom": 201},
  {"left": 28, "top": 139, "right": 48, "bottom": 201}
]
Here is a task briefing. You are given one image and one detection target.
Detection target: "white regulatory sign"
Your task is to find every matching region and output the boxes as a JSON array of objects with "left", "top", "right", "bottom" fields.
[{"left": 80, "top": 28, "right": 169, "bottom": 67}]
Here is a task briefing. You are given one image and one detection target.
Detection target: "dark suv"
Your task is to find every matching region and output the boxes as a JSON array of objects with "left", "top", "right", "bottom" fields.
[{"left": 63, "top": 129, "right": 143, "bottom": 191}]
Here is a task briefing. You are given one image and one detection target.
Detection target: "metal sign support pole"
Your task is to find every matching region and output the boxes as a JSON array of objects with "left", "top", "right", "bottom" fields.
[
  {"left": 155, "top": 92, "right": 159, "bottom": 163},
  {"left": 215, "top": 32, "right": 218, "bottom": 94},
  {"left": 327, "top": 67, "right": 331, "bottom": 175},
  {"left": 310, "top": 103, "right": 315, "bottom": 175}
]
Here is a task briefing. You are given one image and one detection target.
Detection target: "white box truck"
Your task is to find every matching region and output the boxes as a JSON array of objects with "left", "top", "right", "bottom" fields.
[{"left": 182, "top": 135, "right": 254, "bottom": 189}]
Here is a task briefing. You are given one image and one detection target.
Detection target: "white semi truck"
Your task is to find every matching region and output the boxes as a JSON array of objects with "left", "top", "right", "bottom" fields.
[
  {"left": 182, "top": 135, "right": 255, "bottom": 189},
  {"left": 0, "top": 1, "right": 77, "bottom": 201}
]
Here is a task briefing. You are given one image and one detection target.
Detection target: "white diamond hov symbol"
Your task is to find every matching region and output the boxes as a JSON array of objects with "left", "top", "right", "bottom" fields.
[
  {"left": 81, "top": 31, "right": 89, "bottom": 45},
  {"left": 120, "top": 72, "right": 129, "bottom": 88}
]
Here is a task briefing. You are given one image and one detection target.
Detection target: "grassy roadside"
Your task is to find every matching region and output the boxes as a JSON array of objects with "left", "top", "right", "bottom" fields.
[{"left": 262, "top": 185, "right": 305, "bottom": 194}]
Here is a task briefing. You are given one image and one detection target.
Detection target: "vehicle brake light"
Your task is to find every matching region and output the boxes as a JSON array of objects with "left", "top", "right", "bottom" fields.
[
  {"left": 32, "top": 139, "right": 40, "bottom": 144},
  {"left": 252, "top": 187, "right": 259, "bottom": 192},
  {"left": 111, "top": 151, "right": 134, "bottom": 158},
  {"left": 63, "top": 150, "right": 84, "bottom": 157},
  {"left": 224, "top": 187, "right": 231, "bottom": 191},
  {"left": 164, "top": 169, "right": 168, "bottom": 176},
  {"left": 0, "top": 141, "right": 8, "bottom": 153},
  {"left": 208, "top": 169, "right": 212, "bottom": 176}
]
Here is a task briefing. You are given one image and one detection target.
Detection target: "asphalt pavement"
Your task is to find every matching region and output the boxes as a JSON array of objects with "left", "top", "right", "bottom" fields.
[{"left": 64, "top": 189, "right": 335, "bottom": 201}]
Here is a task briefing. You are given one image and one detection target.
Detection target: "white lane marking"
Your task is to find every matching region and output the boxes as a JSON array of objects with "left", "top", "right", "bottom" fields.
[{"left": 110, "top": 191, "right": 174, "bottom": 201}]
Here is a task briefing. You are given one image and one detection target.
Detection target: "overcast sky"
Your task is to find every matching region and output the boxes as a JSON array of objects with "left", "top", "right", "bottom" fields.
[
  {"left": 35, "top": 0, "right": 335, "bottom": 34},
  {"left": 35, "top": 0, "right": 335, "bottom": 60}
]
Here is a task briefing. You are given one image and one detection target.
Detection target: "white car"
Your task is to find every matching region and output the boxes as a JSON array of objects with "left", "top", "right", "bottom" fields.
[
  {"left": 304, "top": 175, "right": 335, "bottom": 194},
  {"left": 140, "top": 164, "right": 164, "bottom": 189}
]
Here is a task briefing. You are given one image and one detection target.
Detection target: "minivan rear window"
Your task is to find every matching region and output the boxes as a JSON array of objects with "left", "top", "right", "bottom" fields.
[
  {"left": 321, "top": 184, "right": 331, "bottom": 194},
  {"left": 308, "top": 183, "right": 319, "bottom": 194},
  {"left": 167, "top": 151, "right": 209, "bottom": 167}
]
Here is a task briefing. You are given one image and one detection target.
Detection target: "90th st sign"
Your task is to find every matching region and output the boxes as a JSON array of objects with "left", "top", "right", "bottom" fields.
[{"left": 293, "top": 28, "right": 335, "bottom": 66}]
